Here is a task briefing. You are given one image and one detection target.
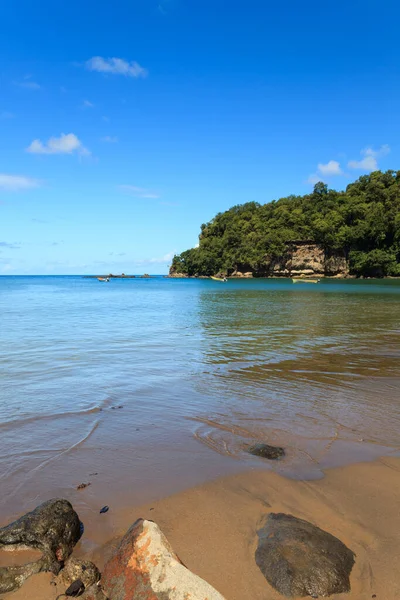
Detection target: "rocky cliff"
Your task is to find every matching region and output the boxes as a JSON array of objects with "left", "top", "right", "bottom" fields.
[
  {"left": 170, "top": 241, "right": 349, "bottom": 278},
  {"left": 269, "top": 241, "right": 349, "bottom": 278}
]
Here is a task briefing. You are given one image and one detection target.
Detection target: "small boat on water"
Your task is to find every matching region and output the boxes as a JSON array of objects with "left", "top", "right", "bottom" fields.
[
  {"left": 97, "top": 277, "right": 110, "bottom": 282},
  {"left": 292, "top": 278, "right": 320, "bottom": 284},
  {"left": 210, "top": 276, "right": 228, "bottom": 282}
]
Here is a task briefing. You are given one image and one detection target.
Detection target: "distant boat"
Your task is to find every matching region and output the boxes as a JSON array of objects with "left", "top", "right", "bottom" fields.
[
  {"left": 292, "top": 278, "right": 320, "bottom": 284},
  {"left": 97, "top": 277, "right": 110, "bottom": 282},
  {"left": 210, "top": 276, "right": 228, "bottom": 282}
]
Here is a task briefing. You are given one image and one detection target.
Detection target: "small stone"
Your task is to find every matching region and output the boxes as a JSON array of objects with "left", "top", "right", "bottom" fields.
[
  {"left": 99, "top": 506, "right": 109, "bottom": 514},
  {"left": 76, "top": 483, "right": 91, "bottom": 490},
  {"left": 62, "top": 558, "right": 100, "bottom": 589},
  {"left": 247, "top": 443, "right": 285, "bottom": 460},
  {"left": 65, "top": 579, "right": 85, "bottom": 597}
]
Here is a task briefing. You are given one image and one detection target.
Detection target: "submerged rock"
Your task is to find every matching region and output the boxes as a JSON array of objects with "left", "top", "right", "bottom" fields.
[
  {"left": 255, "top": 513, "right": 355, "bottom": 597},
  {"left": 102, "top": 518, "right": 226, "bottom": 600},
  {"left": 248, "top": 443, "right": 285, "bottom": 460},
  {"left": 0, "top": 499, "right": 81, "bottom": 594}
]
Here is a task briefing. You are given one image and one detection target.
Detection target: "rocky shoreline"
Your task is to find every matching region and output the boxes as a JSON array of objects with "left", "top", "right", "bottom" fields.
[
  {"left": 2, "top": 455, "right": 399, "bottom": 599},
  {"left": 0, "top": 495, "right": 355, "bottom": 599}
]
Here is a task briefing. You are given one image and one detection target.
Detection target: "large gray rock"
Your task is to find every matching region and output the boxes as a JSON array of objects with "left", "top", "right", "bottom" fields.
[
  {"left": 102, "top": 518, "right": 226, "bottom": 600},
  {"left": 0, "top": 499, "right": 81, "bottom": 594},
  {"left": 255, "top": 513, "right": 355, "bottom": 597}
]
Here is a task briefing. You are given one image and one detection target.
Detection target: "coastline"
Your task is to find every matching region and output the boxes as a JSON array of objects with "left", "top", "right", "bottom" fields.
[{"left": 2, "top": 455, "right": 400, "bottom": 600}]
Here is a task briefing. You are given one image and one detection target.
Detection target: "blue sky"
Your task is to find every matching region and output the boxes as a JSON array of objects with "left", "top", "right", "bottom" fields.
[{"left": 1, "top": 0, "right": 398, "bottom": 274}]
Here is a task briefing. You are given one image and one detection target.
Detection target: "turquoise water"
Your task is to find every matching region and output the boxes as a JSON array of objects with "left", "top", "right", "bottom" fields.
[{"left": 1, "top": 276, "right": 400, "bottom": 521}]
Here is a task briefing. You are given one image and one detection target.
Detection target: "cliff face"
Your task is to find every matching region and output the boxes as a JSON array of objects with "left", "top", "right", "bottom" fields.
[
  {"left": 231, "top": 242, "right": 349, "bottom": 278},
  {"left": 272, "top": 242, "right": 348, "bottom": 277}
]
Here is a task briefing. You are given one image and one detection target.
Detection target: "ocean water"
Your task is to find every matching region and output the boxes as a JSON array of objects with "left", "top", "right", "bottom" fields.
[{"left": 1, "top": 276, "right": 400, "bottom": 522}]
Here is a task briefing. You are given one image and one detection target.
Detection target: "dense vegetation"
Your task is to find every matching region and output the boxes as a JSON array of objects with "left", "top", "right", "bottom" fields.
[{"left": 171, "top": 170, "right": 400, "bottom": 278}]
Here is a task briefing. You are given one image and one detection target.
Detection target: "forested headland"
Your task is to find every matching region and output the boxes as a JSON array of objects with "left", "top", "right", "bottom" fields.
[{"left": 171, "top": 170, "right": 400, "bottom": 278}]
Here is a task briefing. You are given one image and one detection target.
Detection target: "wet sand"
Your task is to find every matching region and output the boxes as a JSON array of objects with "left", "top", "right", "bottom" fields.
[{"left": 2, "top": 455, "right": 400, "bottom": 600}]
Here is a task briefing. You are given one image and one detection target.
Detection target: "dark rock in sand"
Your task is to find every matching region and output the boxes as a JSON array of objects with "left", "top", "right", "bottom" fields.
[
  {"left": 248, "top": 443, "right": 285, "bottom": 460},
  {"left": 0, "top": 499, "right": 81, "bottom": 594},
  {"left": 255, "top": 513, "right": 355, "bottom": 597}
]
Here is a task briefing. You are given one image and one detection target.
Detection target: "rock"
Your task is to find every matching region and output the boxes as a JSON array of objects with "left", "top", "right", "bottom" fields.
[
  {"left": 255, "top": 513, "right": 355, "bottom": 597},
  {"left": 102, "top": 518, "right": 226, "bottom": 599},
  {"left": 247, "top": 443, "right": 285, "bottom": 460},
  {"left": 62, "top": 558, "right": 101, "bottom": 589},
  {"left": 77, "top": 483, "right": 91, "bottom": 490},
  {"left": 0, "top": 499, "right": 82, "bottom": 594}
]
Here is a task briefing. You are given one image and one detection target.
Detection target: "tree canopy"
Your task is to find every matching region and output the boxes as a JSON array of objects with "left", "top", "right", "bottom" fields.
[{"left": 171, "top": 171, "right": 400, "bottom": 278}]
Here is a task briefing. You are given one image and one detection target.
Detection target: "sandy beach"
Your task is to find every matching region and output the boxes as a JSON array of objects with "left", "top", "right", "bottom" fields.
[{"left": 2, "top": 454, "right": 400, "bottom": 600}]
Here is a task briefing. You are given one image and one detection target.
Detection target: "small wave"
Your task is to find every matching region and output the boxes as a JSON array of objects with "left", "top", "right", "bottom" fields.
[{"left": 0, "top": 396, "right": 114, "bottom": 432}]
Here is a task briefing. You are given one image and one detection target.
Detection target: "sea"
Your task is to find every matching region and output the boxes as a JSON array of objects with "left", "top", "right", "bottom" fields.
[{"left": 1, "top": 276, "right": 400, "bottom": 524}]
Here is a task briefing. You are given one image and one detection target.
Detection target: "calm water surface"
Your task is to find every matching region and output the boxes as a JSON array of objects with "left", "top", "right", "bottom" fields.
[{"left": 1, "top": 276, "right": 400, "bottom": 524}]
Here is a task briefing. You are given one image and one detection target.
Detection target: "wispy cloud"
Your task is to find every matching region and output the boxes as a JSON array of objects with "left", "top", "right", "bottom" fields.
[
  {"left": 307, "top": 174, "right": 321, "bottom": 185},
  {"left": 82, "top": 99, "right": 94, "bottom": 108},
  {"left": 118, "top": 185, "right": 160, "bottom": 199},
  {"left": 149, "top": 251, "right": 176, "bottom": 263},
  {"left": 101, "top": 135, "right": 118, "bottom": 143},
  {"left": 26, "top": 133, "right": 90, "bottom": 156},
  {"left": 0, "top": 241, "right": 21, "bottom": 249},
  {"left": 308, "top": 159, "right": 343, "bottom": 184},
  {"left": 85, "top": 56, "right": 147, "bottom": 78},
  {"left": 159, "top": 201, "right": 179, "bottom": 207},
  {"left": 14, "top": 75, "right": 41, "bottom": 90},
  {"left": 0, "top": 173, "right": 41, "bottom": 191},
  {"left": 348, "top": 145, "right": 390, "bottom": 171},
  {"left": 31, "top": 218, "right": 48, "bottom": 224},
  {"left": 0, "top": 111, "right": 14, "bottom": 119}
]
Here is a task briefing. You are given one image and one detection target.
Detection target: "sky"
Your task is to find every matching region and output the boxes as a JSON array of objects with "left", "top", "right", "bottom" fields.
[{"left": 1, "top": 0, "right": 399, "bottom": 275}]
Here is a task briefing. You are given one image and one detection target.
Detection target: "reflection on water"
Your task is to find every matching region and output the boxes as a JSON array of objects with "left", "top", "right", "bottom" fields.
[
  {"left": 193, "top": 283, "right": 400, "bottom": 473},
  {"left": 1, "top": 277, "right": 400, "bottom": 522}
]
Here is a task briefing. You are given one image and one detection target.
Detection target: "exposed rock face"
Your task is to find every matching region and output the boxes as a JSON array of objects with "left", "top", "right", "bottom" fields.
[
  {"left": 255, "top": 513, "right": 355, "bottom": 597},
  {"left": 102, "top": 518, "right": 226, "bottom": 600},
  {"left": 247, "top": 443, "right": 285, "bottom": 460},
  {"left": 0, "top": 499, "right": 81, "bottom": 594},
  {"left": 272, "top": 241, "right": 348, "bottom": 277}
]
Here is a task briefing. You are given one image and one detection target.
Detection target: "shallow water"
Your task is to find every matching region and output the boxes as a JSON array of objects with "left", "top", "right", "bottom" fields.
[{"left": 1, "top": 276, "right": 400, "bottom": 523}]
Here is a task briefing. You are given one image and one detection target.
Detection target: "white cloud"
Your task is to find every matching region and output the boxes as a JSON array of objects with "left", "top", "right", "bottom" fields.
[
  {"left": 101, "top": 135, "right": 118, "bottom": 143},
  {"left": 83, "top": 99, "right": 94, "bottom": 108},
  {"left": 118, "top": 185, "right": 159, "bottom": 199},
  {"left": 85, "top": 56, "right": 147, "bottom": 78},
  {"left": 307, "top": 174, "right": 322, "bottom": 185},
  {"left": 26, "top": 133, "right": 90, "bottom": 156},
  {"left": 308, "top": 158, "right": 343, "bottom": 185},
  {"left": 317, "top": 160, "right": 342, "bottom": 176},
  {"left": 0, "top": 174, "right": 41, "bottom": 191},
  {"left": 348, "top": 145, "right": 390, "bottom": 171}
]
